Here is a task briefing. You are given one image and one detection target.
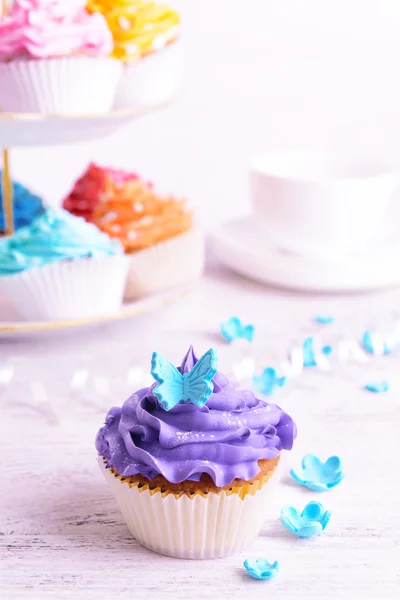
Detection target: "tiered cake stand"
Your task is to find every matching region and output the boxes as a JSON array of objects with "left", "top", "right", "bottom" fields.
[{"left": 0, "top": 106, "right": 196, "bottom": 336}]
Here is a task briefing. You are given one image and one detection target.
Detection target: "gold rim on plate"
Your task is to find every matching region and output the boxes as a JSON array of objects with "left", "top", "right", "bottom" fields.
[
  {"left": 0, "top": 281, "right": 196, "bottom": 333},
  {"left": 0, "top": 100, "right": 173, "bottom": 121}
]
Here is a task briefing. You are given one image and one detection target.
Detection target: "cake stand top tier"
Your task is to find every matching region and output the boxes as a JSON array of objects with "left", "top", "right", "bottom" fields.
[{"left": 0, "top": 104, "right": 167, "bottom": 147}]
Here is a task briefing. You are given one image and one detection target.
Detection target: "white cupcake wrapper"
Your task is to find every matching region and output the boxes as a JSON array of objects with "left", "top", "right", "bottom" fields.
[
  {"left": 0, "top": 57, "right": 122, "bottom": 114},
  {"left": 113, "top": 39, "right": 183, "bottom": 110},
  {"left": 124, "top": 228, "right": 205, "bottom": 300},
  {"left": 0, "top": 255, "right": 129, "bottom": 321},
  {"left": 99, "top": 457, "right": 280, "bottom": 559}
]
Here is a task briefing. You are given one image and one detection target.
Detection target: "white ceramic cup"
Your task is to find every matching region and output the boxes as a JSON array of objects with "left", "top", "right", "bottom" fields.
[{"left": 249, "top": 152, "right": 398, "bottom": 258}]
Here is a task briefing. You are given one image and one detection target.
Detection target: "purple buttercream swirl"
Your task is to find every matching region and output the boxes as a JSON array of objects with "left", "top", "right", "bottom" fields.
[{"left": 96, "top": 347, "right": 297, "bottom": 487}]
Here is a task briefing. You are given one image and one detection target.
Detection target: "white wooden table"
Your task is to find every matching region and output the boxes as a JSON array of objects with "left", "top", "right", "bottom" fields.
[{"left": 1, "top": 262, "right": 400, "bottom": 599}]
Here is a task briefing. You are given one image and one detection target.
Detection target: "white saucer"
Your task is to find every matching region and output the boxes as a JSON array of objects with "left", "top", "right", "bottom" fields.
[{"left": 210, "top": 216, "right": 400, "bottom": 292}]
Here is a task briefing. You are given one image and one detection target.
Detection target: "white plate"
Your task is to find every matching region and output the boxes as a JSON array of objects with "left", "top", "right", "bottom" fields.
[
  {"left": 0, "top": 102, "right": 170, "bottom": 147},
  {"left": 0, "top": 279, "right": 196, "bottom": 337},
  {"left": 210, "top": 216, "right": 400, "bottom": 293}
]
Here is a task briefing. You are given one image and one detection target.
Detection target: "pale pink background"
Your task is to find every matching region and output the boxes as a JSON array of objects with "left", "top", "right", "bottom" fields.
[{"left": 2, "top": 0, "right": 400, "bottom": 225}]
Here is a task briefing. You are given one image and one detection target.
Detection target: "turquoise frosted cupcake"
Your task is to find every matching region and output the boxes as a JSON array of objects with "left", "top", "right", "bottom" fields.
[
  {"left": 0, "top": 208, "right": 129, "bottom": 321},
  {"left": 0, "top": 174, "right": 45, "bottom": 231}
]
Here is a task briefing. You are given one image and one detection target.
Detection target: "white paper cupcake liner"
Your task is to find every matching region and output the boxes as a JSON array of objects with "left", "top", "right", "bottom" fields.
[
  {"left": 124, "top": 228, "right": 205, "bottom": 300},
  {"left": 0, "top": 57, "right": 122, "bottom": 114},
  {"left": 113, "top": 39, "right": 183, "bottom": 110},
  {"left": 99, "top": 457, "right": 281, "bottom": 559},
  {"left": 0, "top": 254, "right": 129, "bottom": 321}
]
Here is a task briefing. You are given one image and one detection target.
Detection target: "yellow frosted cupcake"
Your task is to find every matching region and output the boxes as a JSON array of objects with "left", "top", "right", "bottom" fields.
[{"left": 87, "top": 0, "right": 183, "bottom": 109}]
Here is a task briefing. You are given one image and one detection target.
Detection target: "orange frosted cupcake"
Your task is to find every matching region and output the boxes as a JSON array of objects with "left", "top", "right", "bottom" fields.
[
  {"left": 90, "top": 177, "right": 204, "bottom": 299},
  {"left": 86, "top": 0, "right": 183, "bottom": 109}
]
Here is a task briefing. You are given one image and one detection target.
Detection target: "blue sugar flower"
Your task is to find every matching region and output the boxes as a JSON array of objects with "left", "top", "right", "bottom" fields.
[
  {"left": 361, "top": 330, "right": 393, "bottom": 355},
  {"left": 315, "top": 315, "right": 335, "bottom": 325},
  {"left": 243, "top": 558, "right": 279, "bottom": 581},
  {"left": 253, "top": 367, "right": 286, "bottom": 396},
  {"left": 302, "top": 337, "right": 332, "bottom": 367},
  {"left": 280, "top": 501, "right": 331, "bottom": 538},
  {"left": 364, "top": 381, "right": 390, "bottom": 393},
  {"left": 290, "top": 454, "right": 344, "bottom": 491},
  {"left": 220, "top": 316, "right": 255, "bottom": 343}
]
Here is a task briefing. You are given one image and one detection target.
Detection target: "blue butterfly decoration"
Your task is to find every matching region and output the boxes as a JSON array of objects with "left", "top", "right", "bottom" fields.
[
  {"left": 315, "top": 315, "right": 335, "bottom": 325},
  {"left": 302, "top": 337, "right": 333, "bottom": 367},
  {"left": 364, "top": 380, "right": 390, "bottom": 393},
  {"left": 253, "top": 367, "right": 287, "bottom": 396},
  {"left": 361, "top": 330, "right": 393, "bottom": 355},
  {"left": 151, "top": 348, "right": 218, "bottom": 411},
  {"left": 220, "top": 316, "right": 255, "bottom": 343}
]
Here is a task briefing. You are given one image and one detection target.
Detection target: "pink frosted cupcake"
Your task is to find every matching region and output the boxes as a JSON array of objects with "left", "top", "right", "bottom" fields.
[{"left": 0, "top": 0, "right": 122, "bottom": 114}]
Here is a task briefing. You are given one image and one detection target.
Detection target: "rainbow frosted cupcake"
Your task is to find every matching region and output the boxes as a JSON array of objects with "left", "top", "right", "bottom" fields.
[
  {"left": 63, "top": 164, "right": 204, "bottom": 299},
  {"left": 62, "top": 163, "right": 141, "bottom": 221},
  {"left": 0, "top": 0, "right": 121, "bottom": 114},
  {"left": 96, "top": 346, "right": 297, "bottom": 559},
  {"left": 0, "top": 208, "right": 129, "bottom": 320},
  {"left": 87, "top": 0, "right": 183, "bottom": 109}
]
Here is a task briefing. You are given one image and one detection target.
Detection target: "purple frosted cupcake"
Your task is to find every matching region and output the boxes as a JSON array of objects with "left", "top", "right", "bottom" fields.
[{"left": 96, "top": 346, "right": 296, "bottom": 559}]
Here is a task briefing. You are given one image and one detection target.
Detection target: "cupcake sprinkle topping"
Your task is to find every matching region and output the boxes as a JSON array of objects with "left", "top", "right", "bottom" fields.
[{"left": 86, "top": 0, "right": 180, "bottom": 62}]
